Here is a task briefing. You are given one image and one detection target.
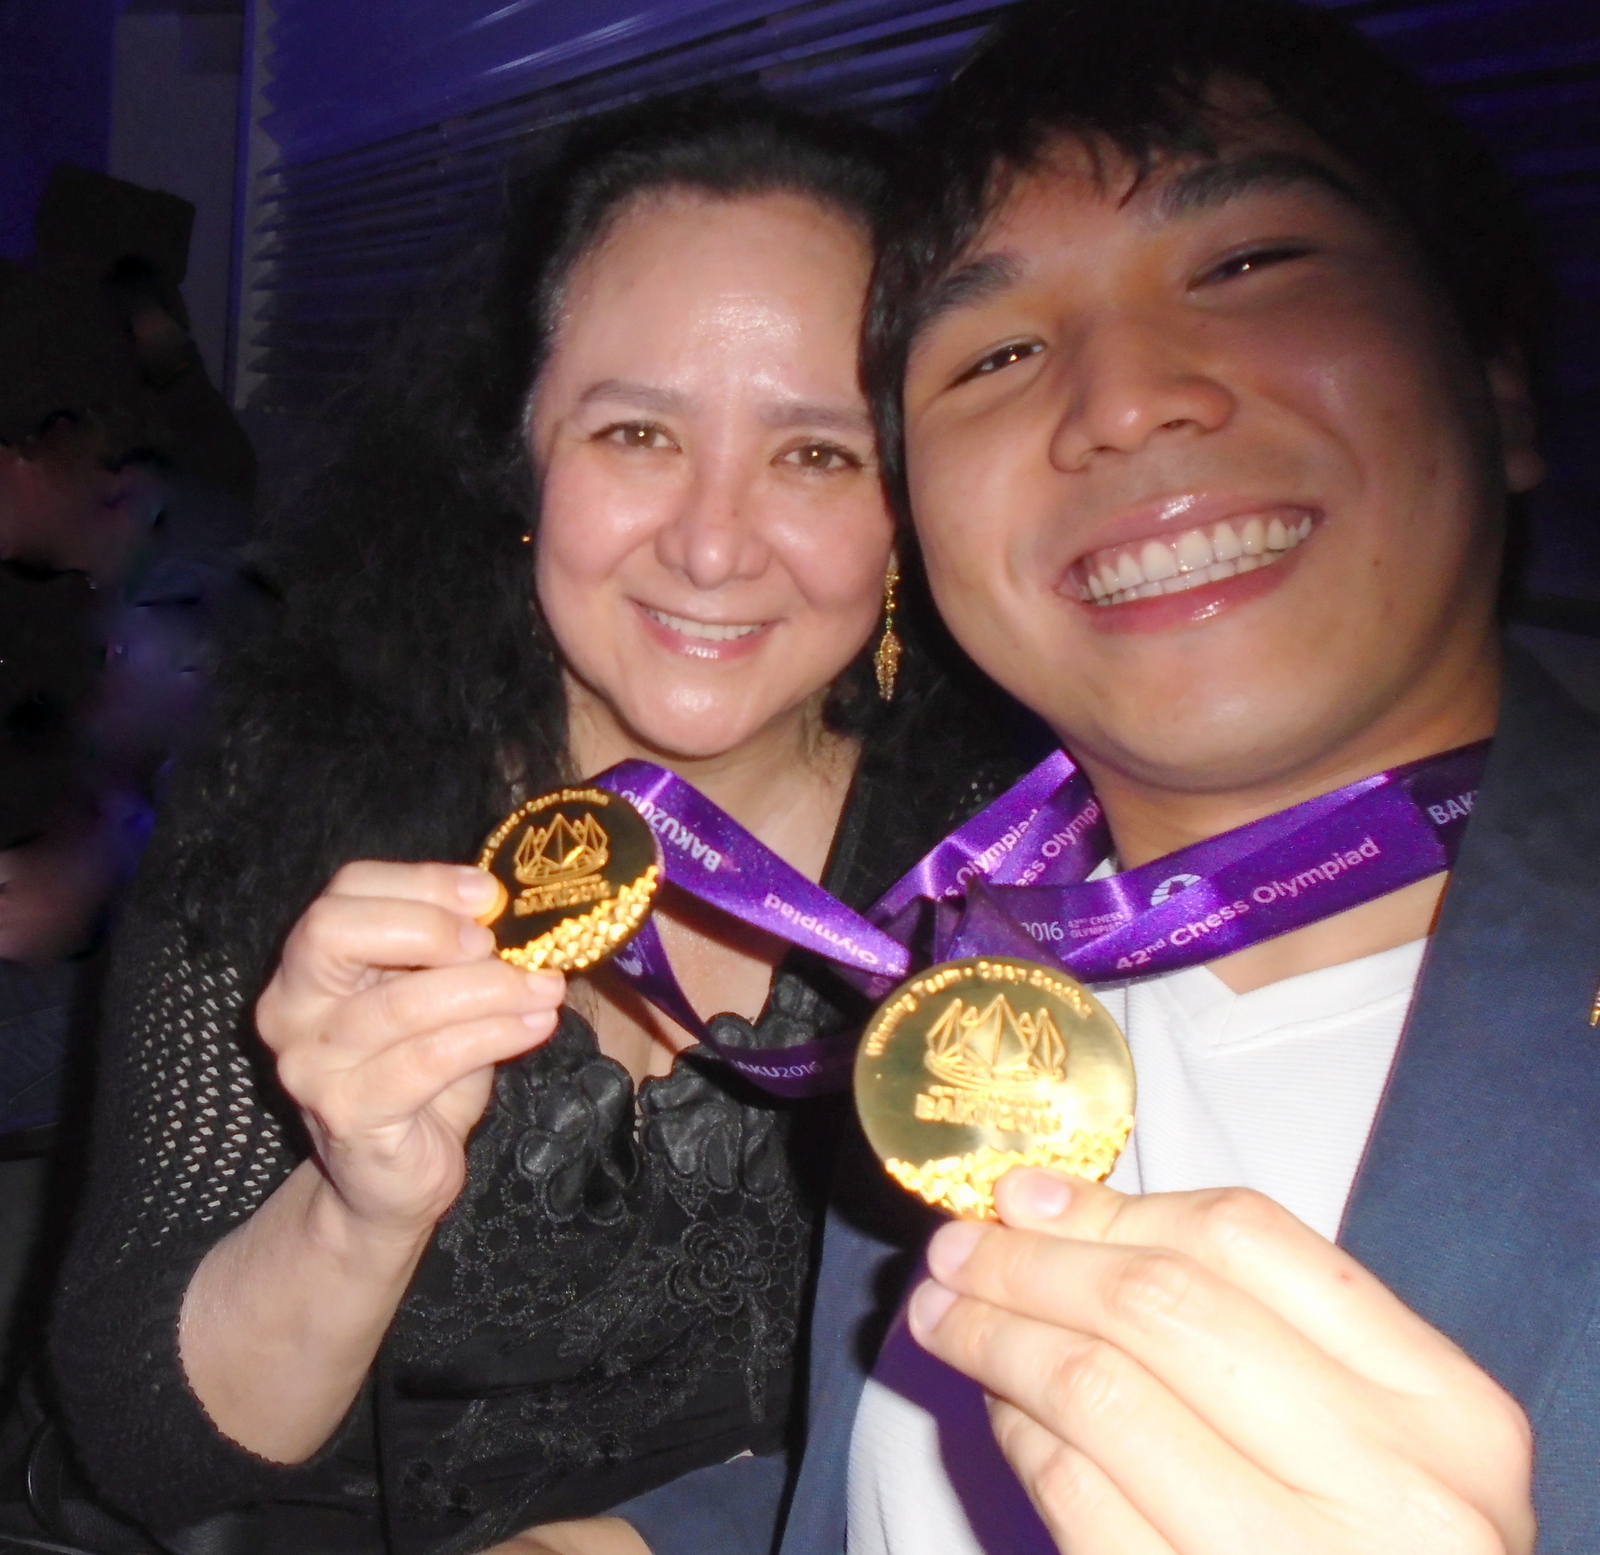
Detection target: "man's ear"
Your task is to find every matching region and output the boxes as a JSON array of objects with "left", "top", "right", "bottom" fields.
[{"left": 1485, "top": 350, "right": 1544, "bottom": 495}]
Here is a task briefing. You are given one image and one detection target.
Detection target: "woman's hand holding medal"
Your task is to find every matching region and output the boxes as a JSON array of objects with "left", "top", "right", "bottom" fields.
[
  {"left": 256, "top": 860, "right": 567, "bottom": 1238},
  {"left": 906, "top": 1170, "right": 1534, "bottom": 1555},
  {"left": 178, "top": 861, "right": 564, "bottom": 1464}
]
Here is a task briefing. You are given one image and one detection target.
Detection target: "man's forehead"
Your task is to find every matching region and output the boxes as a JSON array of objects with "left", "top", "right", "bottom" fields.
[
  {"left": 909, "top": 131, "right": 1375, "bottom": 340},
  {"left": 997, "top": 113, "right": 1368, "bottom": 232}
]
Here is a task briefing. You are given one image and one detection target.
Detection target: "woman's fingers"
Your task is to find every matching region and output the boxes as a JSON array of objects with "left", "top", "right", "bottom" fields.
[
  {"left": 336, "top": 958, "right": 560, "bottom": 1056},
  {"left": 303, "top": 1010, "right": 561, "bottom": 1139},
  {"left": 273, "top": 863, "right": 504, "bottom": 999},
  {"left": 274, "top": 893, "right": 494, "bottom": 1003},
  {"left": 986, "top": 1398, "right": 1181, "bottom": 1555},
  {"left": 323, "top": 860, "right": 502, "bottom": 917},
  {"left": 273, "top": 960, "right": 561, "bottom": 1098}
]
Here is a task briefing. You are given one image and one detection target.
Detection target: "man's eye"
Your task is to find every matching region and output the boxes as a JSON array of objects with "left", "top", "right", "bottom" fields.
[
  {"left": 780, "top": 442, "right": 862, "bottom": 473},
  {"left": 952, "top": 340, "right": 1043, "bottom": 387},
  {"left": 600, "top": 422, "right": 673, "bottom": 449},
  {"left": 1200, "top": 245, "right": 1313, "bottom": 285}
]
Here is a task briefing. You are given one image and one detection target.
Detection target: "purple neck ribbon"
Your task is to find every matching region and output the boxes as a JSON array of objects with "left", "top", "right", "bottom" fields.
[{"left": 593, "top": 739, "right": 1488, "bottom": 1098}]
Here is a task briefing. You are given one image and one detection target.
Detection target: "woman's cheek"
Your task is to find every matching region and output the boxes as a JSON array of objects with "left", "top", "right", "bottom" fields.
[{"left": 772, "top": 490, "right": 894, "bottom": 617}]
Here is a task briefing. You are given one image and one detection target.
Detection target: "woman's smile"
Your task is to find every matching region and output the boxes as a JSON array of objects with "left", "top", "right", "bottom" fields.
[{"left": 636, "top": 601, "right": 774, "bottom": 658}]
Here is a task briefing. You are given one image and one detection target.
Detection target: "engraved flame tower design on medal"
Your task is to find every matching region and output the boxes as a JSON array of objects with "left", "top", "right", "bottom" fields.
[
  {"left": 514, "top": 811, "right": 609, "bottom": 884},
  {"left": 923, "top": 994, "right": 1068, "bottom": 1099}
]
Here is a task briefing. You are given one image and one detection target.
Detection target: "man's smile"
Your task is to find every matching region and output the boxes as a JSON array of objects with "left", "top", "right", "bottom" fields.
[{"left": 1069, "top": 507, "right": 1317, "bottom": 605}]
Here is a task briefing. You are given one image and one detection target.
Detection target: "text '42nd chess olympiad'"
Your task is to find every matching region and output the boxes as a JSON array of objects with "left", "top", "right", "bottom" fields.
[
  {"left": 475, "top": 787, "right": 661, "bottom": 973},
  {"left": 854, "top": 955, "right": 1136, "bottom": 1220}
]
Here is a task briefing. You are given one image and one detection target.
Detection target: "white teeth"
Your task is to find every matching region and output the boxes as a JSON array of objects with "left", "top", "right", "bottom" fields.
[
  {"left": 646, "top": 607, "right": 763, "bottom": 641},
  {"left": 1140, "top": 540, "right": 1178, "bottom": 581},
  {"left": 1077, "top": 512, "right": 1315, "bottom": 607},
  {"left": 1175, "top": 529, "right": 1214, "bottom": 573}
]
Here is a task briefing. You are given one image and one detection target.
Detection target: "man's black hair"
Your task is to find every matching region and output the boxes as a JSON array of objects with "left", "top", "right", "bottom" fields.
[{"left": 866, "top": 0, "right": 1552, "bottom": 506}]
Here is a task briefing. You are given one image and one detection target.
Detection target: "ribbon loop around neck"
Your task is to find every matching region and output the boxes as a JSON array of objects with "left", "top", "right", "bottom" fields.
[{"left": 588, "top": 741, "right": 1490, "bottom": 1098}]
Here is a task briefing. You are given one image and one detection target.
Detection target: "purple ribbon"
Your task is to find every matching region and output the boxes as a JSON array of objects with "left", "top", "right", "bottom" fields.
[
  {"left": 593, "top": 741, "right": 1488, "bottom": 1097},
  {"left": 597, "top": 761, "right": 910, "bottom": 1097}
]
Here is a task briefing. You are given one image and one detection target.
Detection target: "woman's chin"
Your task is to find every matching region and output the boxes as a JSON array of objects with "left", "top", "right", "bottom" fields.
[{"left": 621, "top": 718, "right": 775, "bottom": 764}]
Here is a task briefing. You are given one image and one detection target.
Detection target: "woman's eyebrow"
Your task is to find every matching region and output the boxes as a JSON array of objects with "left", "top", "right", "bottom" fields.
[
  {"left": 1153, "top": 150, "right": 1371, "bottom": 221},
  {"left": 759, "top": 400, "right": 873, "bottom": 434},
  {"left": 577, "top": 379, "right": 694, "bottom": 414}
]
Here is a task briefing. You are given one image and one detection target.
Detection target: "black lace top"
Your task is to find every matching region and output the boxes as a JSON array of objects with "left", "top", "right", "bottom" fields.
[{"left": 52, "top": 726, "right": 1024, "bottom": 1555}]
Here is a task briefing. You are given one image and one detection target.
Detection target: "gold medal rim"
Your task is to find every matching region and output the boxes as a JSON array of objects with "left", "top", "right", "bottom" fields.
[
  {"left": 475, "top": 786, "right": 661, "bottom": 974},
  {"left": 853, "top": 954, "right": 1136, "bottom": 1218}
]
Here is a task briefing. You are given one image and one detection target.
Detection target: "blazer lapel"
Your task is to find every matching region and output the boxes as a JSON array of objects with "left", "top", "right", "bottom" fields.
[{"left": 1341, "top": 646, "right": 1600, "bottom": 1411}]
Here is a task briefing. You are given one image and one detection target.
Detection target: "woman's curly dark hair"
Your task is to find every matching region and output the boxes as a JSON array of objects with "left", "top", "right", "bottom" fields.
[{"left": 142, "top": 92, "right": 996, "bottom": 984}]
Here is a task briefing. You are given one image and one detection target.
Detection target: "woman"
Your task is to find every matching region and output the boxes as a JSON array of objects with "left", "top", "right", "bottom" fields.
[{"left": 49, "top": 99, "right": 1019, "bottom": 1555}]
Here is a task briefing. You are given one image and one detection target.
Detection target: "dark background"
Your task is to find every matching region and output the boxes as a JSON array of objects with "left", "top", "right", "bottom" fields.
[{"left": 1, "top": 0, "right": 1596, "bottom": 591}]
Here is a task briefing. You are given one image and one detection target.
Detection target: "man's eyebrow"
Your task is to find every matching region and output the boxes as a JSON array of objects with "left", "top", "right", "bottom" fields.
[
  {"left": 759, "top": 401, "right": 873, "bottom": 435},
  {"left": 577, "top": 379, "right": 693, "bottom": 415},
  {"left": 1155, "top": 151, "right": 1371, "bottom": 221},
  {"left": 912, "top": 253, "right": 1025, "bottom": 338}
]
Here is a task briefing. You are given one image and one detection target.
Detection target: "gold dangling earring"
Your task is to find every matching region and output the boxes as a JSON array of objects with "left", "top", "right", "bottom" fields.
[{"left": 874, "top": 556, "right": 902, "bottom": 702}]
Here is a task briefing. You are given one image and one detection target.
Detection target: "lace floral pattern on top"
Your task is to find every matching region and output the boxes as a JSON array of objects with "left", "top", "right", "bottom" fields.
[{"left": 381, "top": 999, "right": 828, "bottom": 1545}]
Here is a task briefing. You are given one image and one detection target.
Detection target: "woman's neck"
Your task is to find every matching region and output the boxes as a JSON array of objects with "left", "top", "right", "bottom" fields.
[{"left": 562, "top": 676, "right": 858, "bottom": 878}]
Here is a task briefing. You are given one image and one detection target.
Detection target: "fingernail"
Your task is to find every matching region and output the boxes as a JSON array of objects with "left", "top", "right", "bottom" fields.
[
  {"left": 526, "top": 971, "right": 563, "bottom": 997},
  {"left": 908, "top": 1278, "right": 957, "bottom": 1336},
  {"left": 927, "top": 1219, "right": 984, "bottom": 1280},
  {"left": 456, "top": 868, "right": 498, "bottom": 909},
  {"left": 1003, "top": 1168, "right": 1073, "bottom": 1220},
  {"left": 459, "top": 920, "right": 494, "bottom": 955}
]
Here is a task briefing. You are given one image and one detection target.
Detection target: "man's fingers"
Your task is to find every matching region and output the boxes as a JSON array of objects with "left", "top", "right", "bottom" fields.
[
  {"left": 993, "top": 1171, "right": 1476, "bottom": 1398},
  {"left": 914, "top": 1281, "right": 1325, "bottom": 1551},
  {"left": 986, "top": 1398, "right": 1179, "bottom": 1555},
  {"left": 916, "top": 1223, "right": 1404, "bottom": 1503}
]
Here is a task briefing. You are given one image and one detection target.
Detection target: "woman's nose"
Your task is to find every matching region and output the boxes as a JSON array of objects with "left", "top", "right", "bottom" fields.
[
  {"left": 654, "top": 462, "right": 771, "bottom": 591},
  {"left": 1047, "top": 315, "right": 1237, "bottom": 472}
]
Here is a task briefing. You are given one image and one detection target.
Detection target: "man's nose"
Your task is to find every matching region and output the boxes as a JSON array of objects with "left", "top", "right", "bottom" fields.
[
  {"left": 654, "top": 461, "right": 771, "bottom": 591},
  {"left": 1047, "top": 315, "right": 1236, "bottom": 471}
]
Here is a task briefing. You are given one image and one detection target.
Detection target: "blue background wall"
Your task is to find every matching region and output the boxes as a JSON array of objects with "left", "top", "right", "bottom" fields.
[{"left": 0, "top": 0, "right": 119, "bottom": 262}]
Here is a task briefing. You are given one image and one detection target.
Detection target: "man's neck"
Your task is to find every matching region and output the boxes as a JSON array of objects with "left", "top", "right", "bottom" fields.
[{"left": 1078, "top": 652, "right": 1503, "bottom": 994}]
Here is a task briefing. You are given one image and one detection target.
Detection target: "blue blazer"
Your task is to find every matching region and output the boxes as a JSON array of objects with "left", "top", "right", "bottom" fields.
[{"left": 621, "top": 646, "right": 1600, "bottom": 1555}]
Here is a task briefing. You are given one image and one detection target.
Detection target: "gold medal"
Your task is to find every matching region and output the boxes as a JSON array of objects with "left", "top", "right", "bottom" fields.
[
  {"left": 854, "top": 955, "right": 1135, "bottom": 1220},
  {"left": 476, "top": 786, "right": 660, "bottom": 972}
]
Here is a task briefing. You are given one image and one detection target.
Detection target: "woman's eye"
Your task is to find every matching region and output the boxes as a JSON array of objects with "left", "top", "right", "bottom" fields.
[
  {"left": 599, "top": 421, "right": 674, "bottom": 450},
  {"left": 1200, "top": 245, "right": 1313, "bottom": 286},
  {"left": 952, "top": 340, "right": 1043, "bottom": 387},
  {"left": 780, "top": 442, "right": 862, "bottom": 473}
]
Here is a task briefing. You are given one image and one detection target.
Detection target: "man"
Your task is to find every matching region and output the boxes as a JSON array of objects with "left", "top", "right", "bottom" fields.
[{"left": 766, "top": 1, "right": 1598, "bottom": 1552}]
